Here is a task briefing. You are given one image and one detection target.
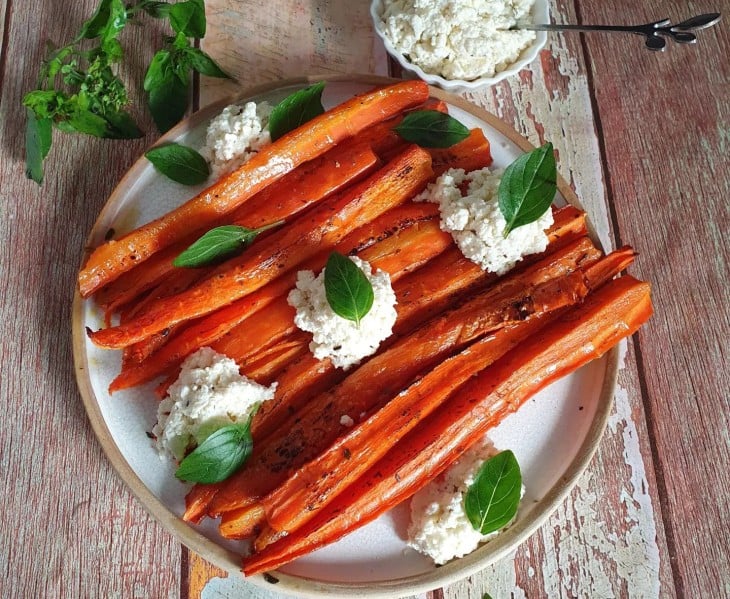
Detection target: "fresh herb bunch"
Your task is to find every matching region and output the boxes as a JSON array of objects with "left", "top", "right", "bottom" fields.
[{"left": 24, "top": 0, "right": 230, "bottom": 184}]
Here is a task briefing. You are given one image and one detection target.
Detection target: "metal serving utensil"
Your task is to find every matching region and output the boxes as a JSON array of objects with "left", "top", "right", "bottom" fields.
[{"left": 512, "top": 12, "right": 722, "bottom": 51}]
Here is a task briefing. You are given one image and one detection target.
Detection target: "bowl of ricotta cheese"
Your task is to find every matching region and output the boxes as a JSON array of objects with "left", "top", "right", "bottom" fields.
[{"left": 371, "top": 0, "right": 548, "bottom": 91}]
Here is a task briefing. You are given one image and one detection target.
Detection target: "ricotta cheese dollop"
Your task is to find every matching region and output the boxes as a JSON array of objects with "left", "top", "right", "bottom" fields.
[
  {"left": 380, "top": 0, "right": 536, "bottom": 80},
  {"left": 417, "top": 166, "right": 553, "bottom": 275},
  {"left": 199, "top": 101, "right": 273, "bottom": 179},
  {"left": 287, "top": 256, "right": 398, "bottom": 370},
  {"left": 153, "top": 347, "right": 276, "bottom": 461},
  {"left": 408, "top": 438, "right": 524, "bottom": 564}
]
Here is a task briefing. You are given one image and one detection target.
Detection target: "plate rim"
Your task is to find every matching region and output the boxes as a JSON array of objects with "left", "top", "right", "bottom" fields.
[{"left": 72, "top": 73, "right": 618, "bottom": 598}]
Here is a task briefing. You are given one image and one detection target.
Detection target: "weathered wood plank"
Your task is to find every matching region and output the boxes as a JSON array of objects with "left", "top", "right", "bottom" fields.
[
  {"left": 199, "top": 0, "right": 387, "bottom": 107},
  {"left": 577, "top": 1, "right": 730, "bottom": 596},
  {"left": 0, "top": 2, "right": 181, "bottom": 597}
]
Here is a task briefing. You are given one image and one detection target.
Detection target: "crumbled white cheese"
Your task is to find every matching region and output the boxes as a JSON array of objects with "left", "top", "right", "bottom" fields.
[
  {"left": 380, "top": 0, "right": 536, "bottom": 80},
  {"left": 287, "top": 256, "right": 398, "bottom": 370},
  {"left": 199, "top": 101, "right": 273, "bottom": 179},
  {"left": 417, "top": 166, "right": 553, "bottom": 274},
  {"left": 340, "top": 415, "right": 355, "bottom": 427},
  {"left": 408, "top": 438, "right": 524, "bottom": 564},
  {"left": 153, "top": 347, "right": 276, "bottom": 461}
]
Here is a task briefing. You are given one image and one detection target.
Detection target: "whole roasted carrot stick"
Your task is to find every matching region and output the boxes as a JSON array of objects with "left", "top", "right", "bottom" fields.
[
  {"left": 207, "top": 238, "right": 601, "bottom": 518},
  {"left": 78, "top": 80, "right": 430, "bottom": 297},
  {"left": 88, "top": 145, "right": 433, "bottom": 349},
  {"left": 95, "top": 142, "right": 380, "bottom": 318},
  {"left": 109, "top": 204, "right": 443, "bottom": 393},
  {"left": 243, "top": 275, "right": 653, "bottom": 574}
]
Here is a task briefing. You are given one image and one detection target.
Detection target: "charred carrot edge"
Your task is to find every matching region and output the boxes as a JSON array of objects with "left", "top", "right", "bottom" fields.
[
  {"left": 109, "top": 204, "right": 443, "bottom": 393},
  {"left": 207, "top": 238, "right": 601, "bottom": 518},
  {"left": 243, "top": 275, "right": 653, "bottom": 574},
  {"left": 259, "top": 272, "right": 592, "bottom": 537},
  {"left": 96, "top": 142, "right": 380, "bottom": 318},
  {"left": 430, "top": 128, "right": 493, "bottom": 176},
  {"left": 78, "top": 80, "right": 430, "bottom": 297},
  {"left": 88, "top": 145, "right": 434, "bottom": 348}
]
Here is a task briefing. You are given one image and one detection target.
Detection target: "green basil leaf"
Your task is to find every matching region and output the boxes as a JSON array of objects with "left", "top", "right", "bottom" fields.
[
  {"left": 175, "top": 420, "right": 254, "bottom": 484},
  {"left": 498, "top": 143, "right": 556, "bottom": 237},
  {"left": 103, "top": 109, "right": 144, "bottom": 139},
  {"left": 22, "top": 90, "right": 64, "bottom": 119},
  {"left": 77, "top": 0, "right": 113, "bottom": 39},
  {"left": 174, "top": 221, "right": 282, "bottom": 267},
  {"left": 268, "top": 81, "right": 325, "bottom": 141},
  {"left": 63, "top": 109, "right": 110, "bottom": 137},
  {"left": 464, "top": 450, "right": 522, "bottom": 535},
  {"left": 144, "top": 49, "right": 171, "bottom": 91},
  {"left": 324, "top": 251, "right": 374, "bottom": 326},
  {"left": 393, "top": 110, "right": 470, "bottom": 148},
  {"left": 102, "top": 0, "right": 128, "bottom": 44},
  {"left": 25, "top": 108, "right": 52, "bottom": 184},
  {"left": 146, "top": 62, "right": 189, "bottom": 132},
  {"left": 145, "top": 142, "right": 209, "bottom": 185},
  {"left": 169, "top": 0, "right": 206, "bottom": 38},
  {"left": 184, "top": 47, "right": 231, "bottom": 79}
]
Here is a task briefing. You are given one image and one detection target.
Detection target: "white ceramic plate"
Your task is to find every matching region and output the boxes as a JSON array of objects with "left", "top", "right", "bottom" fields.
[{"left": 73, "top": 75, "right": 617, "bottom": 598}]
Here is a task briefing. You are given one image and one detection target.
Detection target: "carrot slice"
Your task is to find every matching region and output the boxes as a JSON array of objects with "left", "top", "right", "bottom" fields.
[
  {"left": 78, "top": 80, "right": 430, "bottom": 297},
  {"left": 88, "top": 145, "right": 433, "bottom": 348},
  {"left": 243, "top": 275, "right": 653, "bottom": 574},
  {"left": 207, "top": 238, "right": 601, "bottom": 518}
]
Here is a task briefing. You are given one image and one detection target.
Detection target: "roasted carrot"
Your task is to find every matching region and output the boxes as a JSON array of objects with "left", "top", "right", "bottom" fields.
[
  {"left": 430, "top": 128, "right": 492, "bottom": 175},
  {"left": 243, "top": 275, "right": 653, "bottom": 574},
  {"left": 78, "top": 80, "right": 430, "bottom": 297},
  {"left": 257, "top": 247, "right": 637, "bottom": 537},
  {"left": 260, "top": 272, "right": 591, "bottom": 537},
  {"left": 207, "top": 238, "right": 601, "bottom": 518},
  {"left": 249, "top": 210, "right": 589, "bottom": 442},
  {"left": 109, "top": 203, "right": 444, "bottom": 393},
  {"left": 239, "top": 335, "right": 310, "bottom": 386},
  {"left": 88, "top": 145, "right": 434, "bottom": 348},
  {"left": 95, "top": 142, "right": 380, "bottom": 318}
]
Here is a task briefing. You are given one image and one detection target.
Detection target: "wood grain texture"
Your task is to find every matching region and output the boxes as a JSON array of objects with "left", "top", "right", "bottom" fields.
[
  {"left": 199, "top": 0, "right": 388, "bottom": 107},
  {"left": 0, "top": 1, "right": 181, "bottom": 597},
  {"left": 577, "top": 1, "right": 730, "bottom": 596}
]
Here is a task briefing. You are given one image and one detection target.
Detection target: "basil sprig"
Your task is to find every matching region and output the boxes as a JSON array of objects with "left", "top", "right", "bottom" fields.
[
  {"left": 324, "top": 252, "right": 374, "bottom": 326},
  {"left": 145, "top": 142, "right": 209, "bottom": 185},
  {"left": 464, "top": 450, "right": 522, "bottom": 535},
  {"left": 175, "top": 413, "right": 256, "bottom": 484},
  {"left": 393, "top": 110, "right": 470, "bottom": 148},
  {"left": 268, "top": 82, "right": 326, "bottom": 141},
  {"left": 24, "top": 0, "right": 230, "bottom": 184},
  {"left": 498, "top": 143, "right": 557, "bottom": 237},
  {"left": 174, "top": 221, "right": 283, "bottom": 268}
]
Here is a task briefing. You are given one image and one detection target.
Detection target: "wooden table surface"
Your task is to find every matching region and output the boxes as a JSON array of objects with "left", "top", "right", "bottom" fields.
[{"left": 1, "top": 1, "right": 727, "bottom": 597}]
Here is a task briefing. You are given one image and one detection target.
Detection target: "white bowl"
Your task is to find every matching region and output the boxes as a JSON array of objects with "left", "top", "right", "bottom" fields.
[{"left": 370, "top": 0, "right": 549, "bottom": 92}]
